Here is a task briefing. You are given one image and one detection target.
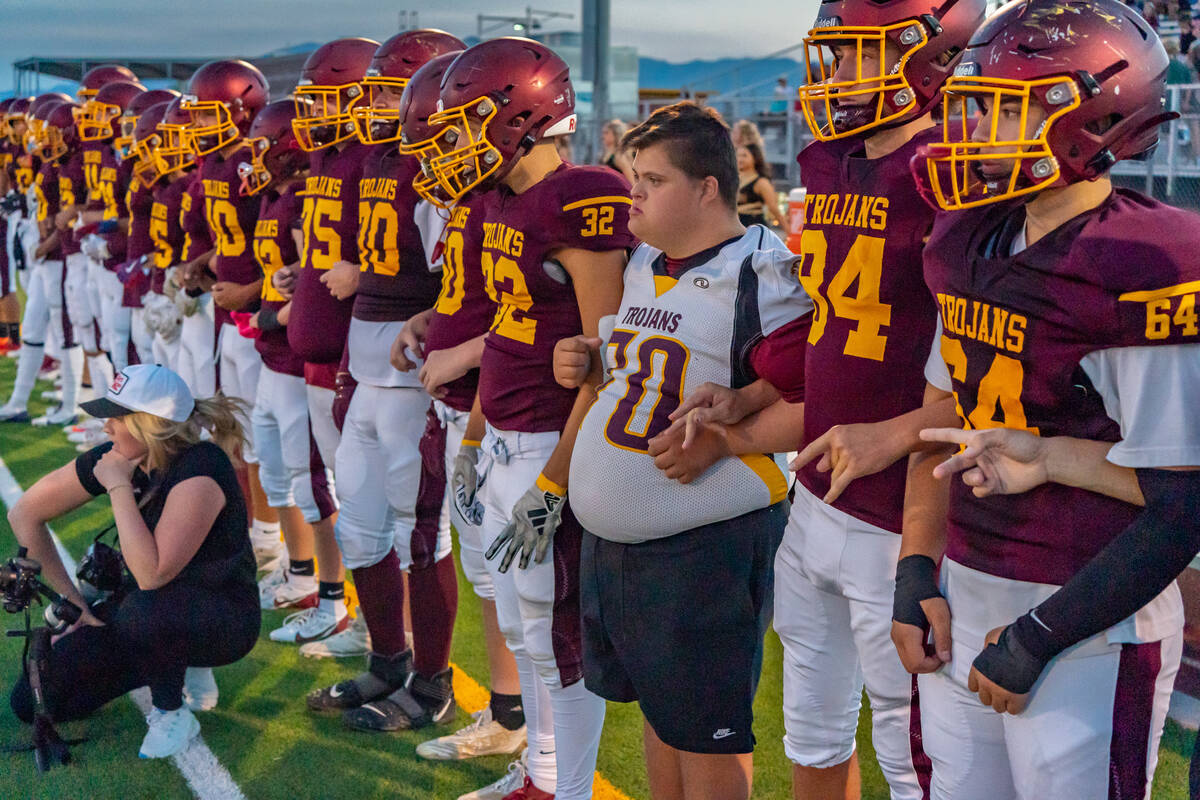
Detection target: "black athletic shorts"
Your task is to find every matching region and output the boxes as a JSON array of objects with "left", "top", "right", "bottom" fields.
[{"left": 580, "top": 501, "right": 787, "bottom": 754}]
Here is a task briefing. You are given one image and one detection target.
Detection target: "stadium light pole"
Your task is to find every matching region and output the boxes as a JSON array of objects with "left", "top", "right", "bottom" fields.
[{"left": 581, "top": 0, "right": 610, "bottom": 165}]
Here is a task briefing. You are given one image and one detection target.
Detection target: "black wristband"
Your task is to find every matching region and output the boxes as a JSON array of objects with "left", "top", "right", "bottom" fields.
[
  {"left": 256, "top": 307, "right": 281, "bottom": 331},
  {"left": 971, "top": 620, "right": 1049, "bottom": 695},
  {"left": 892, "top": 554, "right": 942, "bottom": 628}
]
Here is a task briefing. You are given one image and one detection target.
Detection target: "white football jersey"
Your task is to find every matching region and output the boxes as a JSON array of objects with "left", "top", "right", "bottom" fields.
[{"left": 570, "top": 226, "right": 813, "bottom": 543}]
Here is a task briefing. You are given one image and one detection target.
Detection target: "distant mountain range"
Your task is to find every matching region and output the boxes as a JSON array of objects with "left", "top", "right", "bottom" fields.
[{"left": 638, "top": 57, "right": 806, "bottom": 94}]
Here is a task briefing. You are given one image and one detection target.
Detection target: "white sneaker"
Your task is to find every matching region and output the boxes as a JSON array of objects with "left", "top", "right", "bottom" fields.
[
  {"left": 270, "top": 572, "right": 318, "bottom": 609},
  {"left": 457, "top": 752, "right": 528, "bottom": 800},
  {"left": 32, "top": 405, "right": 78, "bottom": 427},
  {"left": 183, "top": 667, "right": 219, "bottom": 711},
  {"left": 66, "top": 427, "right": 106, "bottom": 443},
  {"left": 0, "top": 403, "right": 29, "bottom": 423},
  {"left": 249, "top": 527, "right": 285, "bottom": 570},
  {"left": 258, "top": 565, "right": 287, "bottom": 609},
  {"left": 64, "top": 417, "right": 103, "bottom": 434},
  {"left": 138, "top": 705, "right": 200, "bottom": 759},
  {"left": 298, "top": 613, "right": 372, "bottom": 658},
  {"left": 418, "top": 706, "right": 527, "bottom": 760},
  {"left": 269, "top": 604, "right": 348, "bottom": 644},
  {"left": 40, "top": 389, "right": 62, "bottom": 402}
]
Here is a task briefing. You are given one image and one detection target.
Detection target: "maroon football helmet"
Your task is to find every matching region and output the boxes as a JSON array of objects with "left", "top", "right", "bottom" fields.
[
  {"left": 130, "top": 101, "right": 173, "bottom": 185},
  {"left": 238, "top": 99, "right": 307, "bottom": 196},
  {"left": 118, "top": 89, "right": 180, "bottom": 159},
  {"left": 77, "top": 64, "right": 139, "bottom": 101},
  {"left": 798, "top": 0, "right": 986, "bottom": 140},
  {"left": 915, "top": 0, "right": 1175, "bottom": 209},
  {"left": 428, "top": 38, "right": 577, "bottom": 201},
  {"left": 25, "top": 93, "right": 73, "bottom": 154},
  {"left": 354, "top": 30, "right": 466, "bottom": 145},
  {"left": 396, "top": 52, "right": 464, "bottom": 207},
  {"left": 4, "top": 97, "right": 34, "bottom": 145},
  {"left": 42, "top": 101, "right": 81, "bottom": 161},
  {"left": 77, "top": 80, "right": 147, "bottom": 141},
  {"left": 292, "top": 37, "right": 380, "bottom": 151},
  {"left": 183, "top": 60, "right": 270, "bottom": 156},
  {"left": 153, "top": 96, "right": 198, "bottom": 179}
]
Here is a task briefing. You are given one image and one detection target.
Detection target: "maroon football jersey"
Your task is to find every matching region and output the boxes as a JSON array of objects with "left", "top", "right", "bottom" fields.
[
  {"left": 148, "top": 176, "right": 189, "bottom": 294},
  {"left": 57, "top": 151, "right": 85, "bottom": 257},
  {"left": 793, "top": 129, "right": 941, "bottom": 534},
  {"left": 925, "top": 188, "right": 1200, "bottom": 585},
  {"left": 81, "top": 141, "right": 125, "bottom": 221},
  {"left": 120, "top": 173, "right": 157, "bottom": 307},
  {"left": 180, "top": 171, "right": 212, "bottom": 262},
  {"left": 424, "top": 191, "right": 499, "bottom": 413},
  {"left": 33, "top": 161, "right": 61, "bottom": 260},
  {"left": 253, "top": 184, "right": 305, "bottom": 377},
  {"left": 198, "top": 144, "right": 262, "bottom": 295},
  {"left": 353, "top": 148, "right": 441, "bottom": 322},
  {"left": 287, "top": 141, "right": 370, "bottom": 364},
  {"left": 11, "top": 149, "right": 36, "bottom": 197},
  {"left": 477, "top": 164, "right": 634, "bottom": 432}
]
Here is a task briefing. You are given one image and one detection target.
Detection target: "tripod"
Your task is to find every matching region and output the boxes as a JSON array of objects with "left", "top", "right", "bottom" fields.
[{"left": 7, "top": 617, "right": 83, "bottom": 771}]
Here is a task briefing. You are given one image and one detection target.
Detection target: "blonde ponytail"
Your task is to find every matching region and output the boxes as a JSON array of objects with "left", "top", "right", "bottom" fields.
[{"left": 123, "top": 393, "right": 249, "bottom": 472}]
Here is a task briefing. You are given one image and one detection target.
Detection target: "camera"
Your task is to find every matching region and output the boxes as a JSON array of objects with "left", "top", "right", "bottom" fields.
[
  {"left": 0, "top": 549, "right": 81, "bottom": 634},
  {"left": 76, "top": 532, "right": 126, "bottom": 598}
]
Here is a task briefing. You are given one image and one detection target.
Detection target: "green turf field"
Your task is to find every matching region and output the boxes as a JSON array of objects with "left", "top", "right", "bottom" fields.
[{"left": 0, "top": 356, "right": 1193, "bottom": 799}]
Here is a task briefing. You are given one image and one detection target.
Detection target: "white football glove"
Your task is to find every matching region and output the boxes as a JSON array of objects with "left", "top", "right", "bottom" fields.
[
  {"left": 452, "top": 442, "right": 482, "bottom": 523},
  {"left": 80, "top": 233, "right": 111, "bottom": 263},
  {"left": 485, "top": 476, "right": 565, "bottom": 573}
]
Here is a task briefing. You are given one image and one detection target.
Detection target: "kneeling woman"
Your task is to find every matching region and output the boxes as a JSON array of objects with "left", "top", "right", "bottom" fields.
[{"left": 8, "top": 364, "right": 260, "bottom": 758}]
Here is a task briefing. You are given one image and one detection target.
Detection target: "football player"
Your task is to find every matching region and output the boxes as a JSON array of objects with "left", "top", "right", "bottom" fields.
[
  {"left": 655, "top": 2, "right": 982, "bottom": 798},
  {"left": 234, "top": 99, "right": 343, "bottom": 624},
  {"left": 392, "top": 52, "right": 529, "bottom": 766},
  {"left": 75, "top": 79, "right": 145, "bottom": 375},
  {"left": 428, "top": 37, "right": 633, "bottom": 800},
  {"left": 556, "top": 101, "right": 812, "bottom": 800},
  {"left": 180, "top": 59, "right": 285, "bottom": 582},
  {"left": 304, "top": 30, "right": 467, "bottom": 731},
  {"left": 0, "top": 98, "right": 85, "bottom": 425},
  {"left": 0, "top": 96, "right": 36, "bottom": 355},
  {"left": 265, "top": 37, "right": 380, "bottom": 643},
  {"left": 896, "top": 1, "right": 1200, "bottom": 796},
  {"left": 114, "top": 89, "right": 178, "bottom": 367}
]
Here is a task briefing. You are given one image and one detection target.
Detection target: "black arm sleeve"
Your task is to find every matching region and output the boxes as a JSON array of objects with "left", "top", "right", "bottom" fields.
[
  {"left": 74, "top": 442, "right": 115, "bottom": 497},
  {"left": 1012, "top": 468, "right": 1200, "bottom": 662}
]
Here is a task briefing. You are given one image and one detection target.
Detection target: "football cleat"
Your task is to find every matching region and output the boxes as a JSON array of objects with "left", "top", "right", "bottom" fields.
[
  {"left": 456, "top": 752, "right": 530, "bottom": 800},
  {"left": 299, "top": 613, "right": 372, "bottom": 658},
  {"left": 268, "top": 604, "right": 348, "bottom": 644},
  {"left": 40, "top": 389, "right": 63, "bottom": 402},
  {"left": 269, "top": 572, "right": 319, "bottom": 610},
  {"left": 35, "top": 406, "right": 81, "bottom": 428},
  {"left": 182, "top": 667, "right": 219, "bottom": 711},
  {"left": 417, "top": 706, "right": 527, "bottom": 761},
  {"left": 501, "top": 776, "right": 555, "bottom": 800},
  {"left": 138, "top": 705, "right": 200, "bottom": 759},
  {"left": 0, "top": 404, "right": 30, "bottom": 423},
  {"left": 342, "top": 666, "right": 455, "bottom": 733},
  {"left": 307, "top": 649, "right": 412, "bottom": 713},
  {"left": 257, "top": 564, "right": 287, "bottom": 608}
]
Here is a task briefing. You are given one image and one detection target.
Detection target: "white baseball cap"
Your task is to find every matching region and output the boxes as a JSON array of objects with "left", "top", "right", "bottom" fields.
[{"left": 81, "top": 364, "right": 196, "bottom": 423}]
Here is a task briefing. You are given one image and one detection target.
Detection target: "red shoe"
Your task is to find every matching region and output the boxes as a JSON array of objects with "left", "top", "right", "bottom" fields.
[
  {"left": 503, "top": 777, "right": 554, "bottom": 800},
  {"left": 0, "top": 337, "right": 18, "bottom": 354}
]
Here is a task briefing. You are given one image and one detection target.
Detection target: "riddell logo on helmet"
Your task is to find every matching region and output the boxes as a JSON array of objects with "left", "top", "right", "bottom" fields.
[
  {"left": 568, "top": 117, "right": 577, "bottom": 132},
  {"left": 954, "top": 62, "right": 981, "bottom": 77},
  {"left": 814, "top": 15, "right": 842, "bottom": 28}
]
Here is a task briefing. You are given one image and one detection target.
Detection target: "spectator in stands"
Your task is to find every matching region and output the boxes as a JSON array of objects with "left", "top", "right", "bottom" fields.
[
  {"left": 736, "top": 143, "right": 786, "bottom": 228},
  {"left": 8, "top": 365, "right": 260, "bottom": 760},
  {"left": 771, "top": 76, "right": 791, "bottom": 114},
  {"left": 1167, "top": 38, "right": 1195, "bottom": 85},
  {"left": 600, "top": 119, "right": 634, "bottom": 181},
  {"left": 732, "top": 119, "right": 765, "bottom": 151},
  {"left": 1182, "top": 16, "right": 1196, "bottom": 53}
]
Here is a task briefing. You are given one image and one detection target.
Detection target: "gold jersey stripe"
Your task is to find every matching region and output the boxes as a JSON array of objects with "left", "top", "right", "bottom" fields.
[
  {"left": 561, "top": 195, "right": 633, "bottom": 212},
  {"left": 739, "top": 453, "right": 789, "bottom": 505},
  {"left": 1119, "top": 279, "right": 1200, "bottom": 303}
]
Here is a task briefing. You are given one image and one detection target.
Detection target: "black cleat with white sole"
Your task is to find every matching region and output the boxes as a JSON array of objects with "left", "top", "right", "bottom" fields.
[
  {"left": 306, "top": 649, "right": 412, "bottom": 713},
  {"left": 342, "top": 667, "right": 455, "bottom": 732}
]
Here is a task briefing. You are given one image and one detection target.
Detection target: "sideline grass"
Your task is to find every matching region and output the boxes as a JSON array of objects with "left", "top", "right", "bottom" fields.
[{"left": 0, "top": 356, "right": 1192, "bottom": 798}]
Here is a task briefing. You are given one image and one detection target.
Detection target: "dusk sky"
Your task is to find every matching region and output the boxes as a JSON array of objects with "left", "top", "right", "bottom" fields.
[{"left": 0, "top": 0, "right": 822, "bottom": 94}]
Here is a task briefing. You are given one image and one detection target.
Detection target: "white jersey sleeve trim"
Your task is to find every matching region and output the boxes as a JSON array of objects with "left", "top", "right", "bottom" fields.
[
  {"left": 924, "top": 315, "right": 953, "bottom": 392},
  {"left": 413, "top": 199, "right": 447, "bottom": 271},
  {"left": 1080, "top": 343, "right": 1200, "bottom": 468}
]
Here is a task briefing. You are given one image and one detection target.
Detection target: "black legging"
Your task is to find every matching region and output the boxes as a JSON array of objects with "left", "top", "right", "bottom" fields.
[{"left": 10, "top": 580, "right": 259, "bottom": 722}]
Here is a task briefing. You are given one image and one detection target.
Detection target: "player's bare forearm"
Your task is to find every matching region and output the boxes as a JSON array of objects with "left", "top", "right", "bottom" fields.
[
  {"left": 35, "top": 230, "right": 60, "bottom": 259},
  {"left": 899, "top": 386, "right": 956, "bottom": 560},
  {"left": 463, "top": 393, "right": 486, "bottom": 444},
  {"left": 888, "top": 395, "right": 960, "bottom": 456},
  {"left": 542, "top": 383, "right": 598, "bottom": 488},
  {"left": 722, "top": 397, "right": 805, "bottom": 456},
  {"left": 1044, "top": 438, "right": 1144, "bottom": 505}
]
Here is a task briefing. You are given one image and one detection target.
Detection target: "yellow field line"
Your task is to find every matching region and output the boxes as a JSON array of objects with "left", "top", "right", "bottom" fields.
[{"left": 449, "top": 661, "right": 634, "bottom": 800}]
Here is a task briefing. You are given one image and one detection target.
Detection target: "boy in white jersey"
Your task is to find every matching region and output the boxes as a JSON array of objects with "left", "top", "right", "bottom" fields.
[{"left": 555, "top": 102, "right": 812, "bottom": 800}]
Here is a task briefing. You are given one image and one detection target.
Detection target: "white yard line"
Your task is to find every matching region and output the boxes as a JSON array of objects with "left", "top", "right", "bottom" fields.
[{"left": 0, "top": 454, "right": 246, "bottom": 800}]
